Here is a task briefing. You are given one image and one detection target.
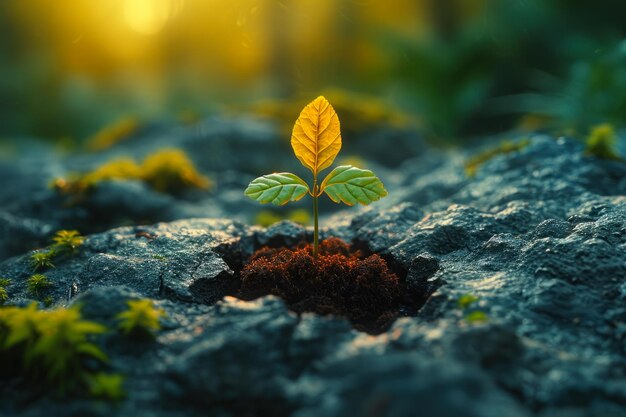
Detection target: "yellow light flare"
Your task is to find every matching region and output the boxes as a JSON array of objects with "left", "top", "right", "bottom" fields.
[{"left": 123, "top": 0, "right": 183, "bottom": 35}]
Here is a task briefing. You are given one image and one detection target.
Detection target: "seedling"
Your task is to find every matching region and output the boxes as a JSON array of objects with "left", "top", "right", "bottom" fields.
[{"left": 245, "top": 96, "right": 388, "bottom": 257}]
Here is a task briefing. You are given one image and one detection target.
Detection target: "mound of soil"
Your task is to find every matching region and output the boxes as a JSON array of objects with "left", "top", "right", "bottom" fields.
[{"left": 239, "top": 238, "right": 403, "bottom": 333}]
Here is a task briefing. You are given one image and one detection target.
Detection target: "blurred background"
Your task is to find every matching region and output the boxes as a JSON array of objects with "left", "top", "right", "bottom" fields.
[{"left": 2, "top": 0, "right": 626, "bottom": 143}]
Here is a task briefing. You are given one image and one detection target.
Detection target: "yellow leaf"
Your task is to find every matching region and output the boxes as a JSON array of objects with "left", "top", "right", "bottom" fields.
[{"left": 290, "top": 96, "right": 342, "bottom": 176}]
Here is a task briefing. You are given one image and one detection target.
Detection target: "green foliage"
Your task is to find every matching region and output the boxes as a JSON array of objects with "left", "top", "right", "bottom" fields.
[
  {"left": 27, "top": 274, "right": 53, "bottom": 298},
  {"left": 52, "top": 230, "right": 85, "bottom": 253},
  {"left": 584, "top": 124, "right": 622, "bottom": 160},
  {"left": 505, "top": 43, "right": 626, "bottom": 135},
  {"left": 53, "top": 148, "right": 211, "bottom": 197},
  {"left": 245, "top": 173, "right": 310, "bottom": 205},
  {"left": 116, "top": 299, "right": 166, "bottom": 338},
  {"left": 465, "top": 139, "right": 530, "bottom": 177},
  {"left": 320, "top": 165, "right": 388, "bottom": 206},
  {"left": 88, "top": 373, "right": 126, "bottom": 402},
  {"left": 0, "top": 304, "right": 108, "bottom": 394},
  {"left": 29, "top": 250, "right": 56, "bottom": 271}
]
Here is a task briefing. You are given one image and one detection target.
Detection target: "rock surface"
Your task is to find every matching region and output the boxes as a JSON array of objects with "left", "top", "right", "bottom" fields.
[{"left": 0, "top": 122, "right": 625, "bottom": 417}]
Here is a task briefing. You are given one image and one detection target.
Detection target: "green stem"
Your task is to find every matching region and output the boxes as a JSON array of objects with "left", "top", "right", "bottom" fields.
[{"left": 313, "top": 176, "right": 319, "bottom": 258}]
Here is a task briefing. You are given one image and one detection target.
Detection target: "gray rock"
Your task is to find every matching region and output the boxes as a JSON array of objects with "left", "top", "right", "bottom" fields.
[{"left": 1, "top": 128, "right": 626, "bottom": 417}]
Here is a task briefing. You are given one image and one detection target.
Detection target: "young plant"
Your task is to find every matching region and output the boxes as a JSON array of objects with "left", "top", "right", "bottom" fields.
[{"left": 245, "top": 96, "right": 388, "bottom": 256}]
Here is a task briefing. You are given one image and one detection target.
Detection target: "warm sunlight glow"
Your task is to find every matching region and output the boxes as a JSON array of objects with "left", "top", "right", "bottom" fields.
[{"left": 123, "top": 0, "right": 182, "bottom": 35}]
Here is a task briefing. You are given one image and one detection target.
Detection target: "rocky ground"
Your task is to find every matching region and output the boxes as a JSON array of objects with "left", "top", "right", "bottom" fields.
[{"left": 0, "top": 117, "right": 625, "bottom": 417}]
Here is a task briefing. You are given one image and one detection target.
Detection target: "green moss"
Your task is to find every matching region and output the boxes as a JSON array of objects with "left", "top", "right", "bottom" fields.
[
  {"left": 464, "top": 310, "right": 489, "bottom": 323},
  {"left": 53, "top": 148, "right": 211, "bottom": 197},
  {"left": 141, "top": 148, "right": 212, "bottom": 193},
  {"left": 465, "top": 139, "right": 531, "bottom": 177},
  {"left": 27, "top": 231, "right": 83, "bottom": 275},
  {"left": 52, "top": 230, "right": 85, "bottom": 254},
  {"left": 88, "top": 373, "right": 126, "bottom": 402},
  {"left": 456, "top": 293, "right": 489, "bottom": 324},
  {"left": 43, "top": 296, "right": 54, "bottom": 307},
  {"left": 0, "top": 304, "right": 108, "bottom": 394},
  {"left": 584, "top": 124, "right": 622, "bottom": 160},
  {"left": 87, "top": 117, "right": 140, "bottom": 152},
  {"left": 27, "top": 274, "right": 53, "bottom": 298},
  {"left": 116, "top": 299, "right": 166, "bottom": 339},
  {"left": 0, "top": 278, "right": 9, "bottom": 305},
  {"left": 29, "top": 250, "right": 56, "bottom": 271},
  {"left": 457, "top": 293, "right": 479, "bottom": 309}
]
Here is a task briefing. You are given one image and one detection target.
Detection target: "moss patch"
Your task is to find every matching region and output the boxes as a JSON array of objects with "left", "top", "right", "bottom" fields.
[
  {"left": 53, "top": 148, "right": 211, "bottom": 197},
  {"left": 465, "top": 139, "right": 530, "bottom": 177}
]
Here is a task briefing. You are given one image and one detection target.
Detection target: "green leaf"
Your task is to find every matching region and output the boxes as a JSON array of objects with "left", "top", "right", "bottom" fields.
[
  {"left": 244, "top": 173, "right": 310, "bottom": 206},
  {"left": 320, "top": 165, "right": 387, "bottom": 206}
]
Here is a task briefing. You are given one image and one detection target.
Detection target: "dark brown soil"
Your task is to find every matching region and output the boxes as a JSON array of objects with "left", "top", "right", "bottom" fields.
[{"left": 239, "top": 238, "right": 403, "bottom": 334}]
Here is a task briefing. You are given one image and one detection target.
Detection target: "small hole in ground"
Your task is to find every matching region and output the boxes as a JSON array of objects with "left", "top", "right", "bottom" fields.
[{"left": 196, "top": 237, "right": 437, "bottom": 334}]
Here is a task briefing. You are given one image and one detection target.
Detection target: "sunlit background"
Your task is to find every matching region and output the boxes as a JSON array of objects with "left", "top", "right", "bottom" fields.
[{"left": 1, "top": 0, "right": 626, "bottom": 142}]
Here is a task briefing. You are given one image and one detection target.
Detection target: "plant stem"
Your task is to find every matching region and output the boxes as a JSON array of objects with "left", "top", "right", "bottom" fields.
[{"left": 313, "top": 176, "right": 319, "bottom": 258}]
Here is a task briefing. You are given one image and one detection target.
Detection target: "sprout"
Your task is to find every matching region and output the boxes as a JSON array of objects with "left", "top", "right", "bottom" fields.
[{"left": 245, "top": 96, "right": 388, "bottom": 257}]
